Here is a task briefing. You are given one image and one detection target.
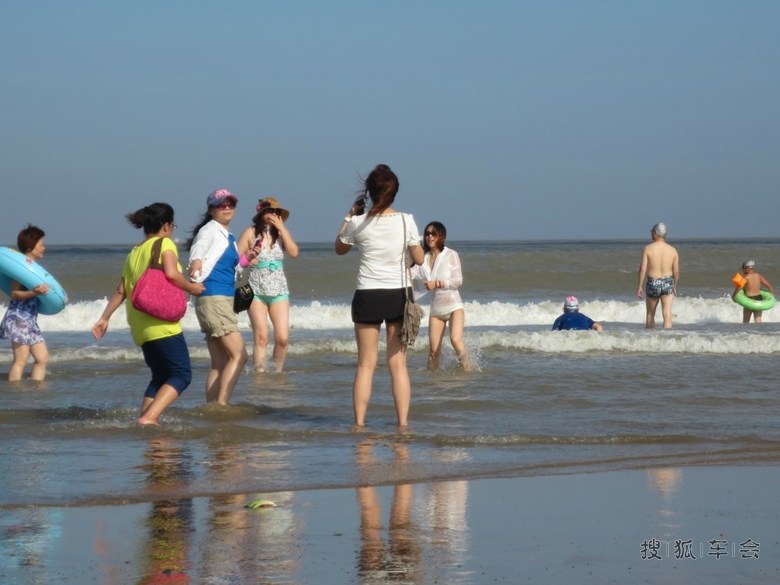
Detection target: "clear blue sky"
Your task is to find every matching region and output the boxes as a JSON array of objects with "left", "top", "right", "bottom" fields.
[{"left": 2, "top": 1, "right": 778, "bottom": 245}]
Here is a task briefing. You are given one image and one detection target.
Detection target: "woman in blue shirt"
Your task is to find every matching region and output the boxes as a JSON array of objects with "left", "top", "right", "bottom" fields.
[{"left": 187, "top": 188, "right": 248, "bottom": 405}]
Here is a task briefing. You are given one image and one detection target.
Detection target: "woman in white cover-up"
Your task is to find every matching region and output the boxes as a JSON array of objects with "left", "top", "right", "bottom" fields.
[{"left": 412, "top": 221, "right": 472, "bottom": 371}]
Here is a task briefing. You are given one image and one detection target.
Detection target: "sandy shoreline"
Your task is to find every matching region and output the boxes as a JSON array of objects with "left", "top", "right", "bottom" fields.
[{"left": 2, "top": 465, "right": 777, "bottom": 584}]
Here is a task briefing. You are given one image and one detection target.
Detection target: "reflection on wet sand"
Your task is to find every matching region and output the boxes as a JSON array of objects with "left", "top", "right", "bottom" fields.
[
  {"left": 647, "top": 467, "right": 684, "bottom": 535},
  {"left": 355, "top": 440, "right": 420, "bottom": 582},
  {"left": 0, "top": 507, "right": 63, "bottom": 583},
  {"left": 108, "top": 436, "right": 478, "bottom": 583},
  {"left": 648, "top": 467, "right": 683, "bottom": 501},
  {"left": 0, "top": 433, "right": 63, "bottom": 584},
  {"left": 136, "top": 438, "right": 194, "bottom": 584},
  {"left": 198, "top": 441, "right": 300, "bottom": 582},
  {"left": 424, "top": 450, "right": 470, "bottom": 573}
]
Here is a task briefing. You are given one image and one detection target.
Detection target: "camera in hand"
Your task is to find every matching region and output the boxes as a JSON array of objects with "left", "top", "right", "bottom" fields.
[{"left": 354, "top": 194, "right": 367, "bottom": 215}]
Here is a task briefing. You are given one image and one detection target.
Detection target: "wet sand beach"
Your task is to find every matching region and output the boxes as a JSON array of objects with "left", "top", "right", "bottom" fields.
[{"left": 3, "top": 465, "right": 777, "bottom": 584}]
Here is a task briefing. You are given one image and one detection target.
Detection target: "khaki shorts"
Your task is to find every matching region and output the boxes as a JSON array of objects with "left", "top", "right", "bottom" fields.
[{"left": 195, "top": 295, "right": 239, "bottom": 339}]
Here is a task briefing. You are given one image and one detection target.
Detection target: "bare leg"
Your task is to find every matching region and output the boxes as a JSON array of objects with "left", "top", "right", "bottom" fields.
[
  {"left": 138, "top": 385, "right": 180, "bottom": 425},
  {"left": 247, "top": 300, "right": 270, "bottom": 371},
  {"left": 645, "top": 297, "right": 660, "bottom": 329},
  {"left": 268, "top": 300, "right": 290, "bottom": 372},
  {"left": 29, "top": 341, "right": 49, "bottom": 381},
  {"left": 9, "top": 343, "right": 31, "bottom": 382},
  {"left": 754, "top": 310, "right": 763, "bottom": 324},
  {"left": 448, "top": 309, "right": 472, "bottom": 370},
  {"left": 205, "top": 338, "right": 226, "bottom": 402},
  {"left": 660, "top": 294, "right": 674, "bottom": 329},
  {"left": 353, "top": 323, "right": 380, "bottom": 426},
  {"left": 141, "top": 395, "right": 154, "bottom": 414},
  {"left": 427, "top": 316, "right": 446, "bottom": 370},
  {"left": 205, "top": 333, "right": 248, "bottom": 405},
  {"left": 385, "top": 321, "right": 410, "bottom": 428}
]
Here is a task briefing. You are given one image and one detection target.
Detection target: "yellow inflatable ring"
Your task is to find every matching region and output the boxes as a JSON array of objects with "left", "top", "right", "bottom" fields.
[{"left": 734, "top": 289, "right": 776, "bottom": 312}]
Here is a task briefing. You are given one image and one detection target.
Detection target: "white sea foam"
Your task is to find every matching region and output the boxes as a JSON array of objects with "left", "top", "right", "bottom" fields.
[
  {"left": 475, "top": 329, "right": 780, "bottom": 354},
  {"left": 20, "top": 325, "right": 780, "bottom": 364},
  {"left": 5, "top": 294, "right": 775, "bottom": 335}
]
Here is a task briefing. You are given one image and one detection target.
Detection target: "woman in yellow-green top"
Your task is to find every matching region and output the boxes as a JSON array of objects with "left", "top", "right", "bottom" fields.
[{"left": 92, "top": 203, "right": 204, "bottom": 425}]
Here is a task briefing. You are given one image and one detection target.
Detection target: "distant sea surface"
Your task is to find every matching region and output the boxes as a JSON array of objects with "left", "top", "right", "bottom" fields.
[{"left": 2, "top": 238, "right": 780, "bottom": 508}]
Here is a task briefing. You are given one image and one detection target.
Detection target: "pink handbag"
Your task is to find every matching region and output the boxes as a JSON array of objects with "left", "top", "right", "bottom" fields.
[{"left": 130, "top": 237, "right": 187, "bottom": 322}]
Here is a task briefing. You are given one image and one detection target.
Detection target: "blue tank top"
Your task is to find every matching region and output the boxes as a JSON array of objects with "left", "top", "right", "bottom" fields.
[{"left": 203, "top": 234, "right": 239, "bottom": 296}]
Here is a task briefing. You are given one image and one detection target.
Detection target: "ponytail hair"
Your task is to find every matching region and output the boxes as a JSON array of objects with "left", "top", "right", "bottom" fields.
[
  {"left": 125, "top": 203, "right": 174, "bottom": 235},
  {"left": 363, "top": 164, "right": 399, "bottom": 217},
  {"left": 186, "top": 211, "right": 213, "bottom": 251}
]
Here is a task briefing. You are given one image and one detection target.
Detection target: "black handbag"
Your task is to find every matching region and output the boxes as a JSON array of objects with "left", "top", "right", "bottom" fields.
[{"left": 233, "top": 267, "right": 253, "bottom": 313}]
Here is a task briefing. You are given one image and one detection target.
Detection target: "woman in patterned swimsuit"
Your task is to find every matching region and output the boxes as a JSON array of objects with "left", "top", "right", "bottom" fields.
[
  {"left": 0, "top": 225, "right": 50, "bottom": 382},
  {"left": 237, "top": 197, "right": 299, "bottom": 372}
]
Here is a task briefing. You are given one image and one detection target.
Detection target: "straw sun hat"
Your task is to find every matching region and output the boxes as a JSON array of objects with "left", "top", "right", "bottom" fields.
[{"left": 254, "top": 197, "right": 290, "bottom": 222}]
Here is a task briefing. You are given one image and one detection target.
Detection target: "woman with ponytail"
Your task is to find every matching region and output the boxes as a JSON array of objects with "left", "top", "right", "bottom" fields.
[
  {"left": 92, "top": 203, "right": 204, "bottom": 425},
  {"left": 335, "top": 164, "right": 423, "bottom": 427}
]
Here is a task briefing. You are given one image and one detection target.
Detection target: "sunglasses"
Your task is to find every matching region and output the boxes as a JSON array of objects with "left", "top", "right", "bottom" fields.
[
  {"left": 263, "top": 208, "right": 282, "bottom": 216},
  {"left": 424, "top": 231, "right": 439, "bottom": 237},
  {"left": 215, "top": 200, "right": 236, "bottom": 210}
]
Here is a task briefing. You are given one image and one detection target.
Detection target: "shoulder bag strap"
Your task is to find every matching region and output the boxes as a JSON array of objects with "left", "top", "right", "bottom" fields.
[
  {"left": 149, "top": 237, "right": 165, "bottom": 270},
  {"left": 400, "top": 215, "right": 413, "bottom": 302}
]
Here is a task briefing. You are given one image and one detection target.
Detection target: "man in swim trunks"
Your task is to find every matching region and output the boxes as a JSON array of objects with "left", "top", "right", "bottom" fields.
[
  {"left": 637, "top": 222, "right": 679, "bottom": 329},
  {"left": 732, "top": 259, "right": 774, "bottom": 323}
]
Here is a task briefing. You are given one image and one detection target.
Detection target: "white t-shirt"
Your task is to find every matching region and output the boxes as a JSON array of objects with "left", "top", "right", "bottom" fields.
[{"left": 340, "top": 212, "right": 421, "bottom": 290}]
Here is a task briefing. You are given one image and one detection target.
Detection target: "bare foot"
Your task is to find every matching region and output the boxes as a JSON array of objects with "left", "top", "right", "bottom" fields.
[{"left": 137, "top": 417, "right": 160, "bottom": 426}]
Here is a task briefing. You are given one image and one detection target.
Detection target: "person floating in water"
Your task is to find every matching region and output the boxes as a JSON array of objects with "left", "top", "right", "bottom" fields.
[{"left": 552, "top": 296, "right": 603, "bottom": 332}]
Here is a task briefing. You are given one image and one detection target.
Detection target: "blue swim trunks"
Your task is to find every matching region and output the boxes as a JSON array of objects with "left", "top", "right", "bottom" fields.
[{"left": 646, "top": 276, "right": 675, "bottom": 298}]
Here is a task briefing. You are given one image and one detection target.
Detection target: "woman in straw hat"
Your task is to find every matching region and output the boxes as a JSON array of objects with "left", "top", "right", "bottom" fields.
[{"left": 237, "top": 196, "right": 299, "bottom": 372}]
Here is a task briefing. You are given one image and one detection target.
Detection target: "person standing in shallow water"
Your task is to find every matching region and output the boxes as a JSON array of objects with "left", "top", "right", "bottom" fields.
[
  {"left": 92, "top": 203, "right": 204, "bottom": 425},
  {"left": 411, "top": 221, "right": 473, "bottom": 370},
  {"left": 187, "top": 188, "right": 249, "bottom": 405},
  {"left": 637, "top": 222, "right": 679, "bottom": 329},
  {"left": 0, "top": 225, "right": 50, "bottom": 381},
  {"left": 236, "top": 197, "right": 299, "bottom": 372},
  {"left": 335, "top": 164, "right": 423, "bottom": 428},
  {"left": 732, "top": 259, "right": 774, "bottom": 324}
]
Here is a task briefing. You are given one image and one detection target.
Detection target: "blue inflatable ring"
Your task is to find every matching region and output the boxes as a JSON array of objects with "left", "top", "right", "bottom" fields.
[{"left": 0, "top": 247, "right": 68, "bottom": 315}]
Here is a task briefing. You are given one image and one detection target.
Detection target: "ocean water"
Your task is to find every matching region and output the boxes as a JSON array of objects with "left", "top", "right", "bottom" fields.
[{"left": 1, "top": 238, "right": 780, "bottom": 509}]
